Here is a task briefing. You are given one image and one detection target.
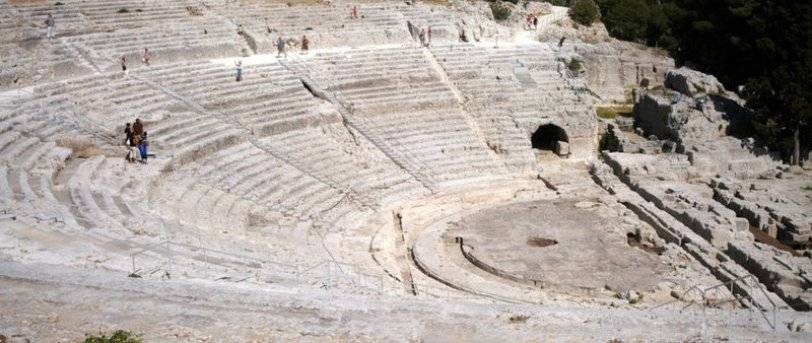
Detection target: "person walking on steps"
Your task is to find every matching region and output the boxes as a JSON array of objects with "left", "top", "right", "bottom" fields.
[
  {"left": 121, "top": 56, "right": 128, "bottom": 75},
  {"left": 45, "top": 14, "right": 55, "bottom": 40},
  {"left": 235, "top": 60, "right": 243, "bottom": 82},
  {"left": 351, "top": 5, "right": 358, "bottom": 19},
  {"left": 427, "top": 26, "right": 432, "bottom": 46},
  {"left": 277, "top": 37, "right": 287, "bottom": 58}
]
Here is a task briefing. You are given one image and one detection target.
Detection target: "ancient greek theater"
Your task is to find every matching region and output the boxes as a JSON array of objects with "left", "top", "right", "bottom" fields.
[{"left": 1, "top": 0, "right": 811, "bottom": 341}]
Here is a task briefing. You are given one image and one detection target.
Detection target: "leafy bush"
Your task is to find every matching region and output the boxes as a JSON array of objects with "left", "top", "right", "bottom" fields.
[
  {"left": 569, "top": 0, "right": 600, "bottom": 25},
  {"left": 567, "top": 58, "right": 583, "bottom": 73},
  {"left": 490, "top": 1, "right": 512, "bottom": 21},
  {"left": 84, "top": 330, "right": 143, "bottom": 343}
]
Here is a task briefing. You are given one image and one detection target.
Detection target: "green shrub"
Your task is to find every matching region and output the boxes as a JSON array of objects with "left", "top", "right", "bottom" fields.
[
  {"left": 567, "top": 58, "right": 583, "bottom": 73},
  {"left": 84, "top": 330, "right": 143, "bottom": 343},
  {"left": 490, "top": 1, "right": 512, "bottom": 21},
  {"left": 569, "top": 0, "right": 600, "bottom": 25}
]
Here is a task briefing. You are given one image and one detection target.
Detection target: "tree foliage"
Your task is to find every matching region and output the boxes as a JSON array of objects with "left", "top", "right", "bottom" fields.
[
  {"left": 489, "top": 1, "right": 512, "bottom": 21},
  {"left": 596, "top": 0, "right": 811, "bottom": 163},
  {"left": 569, "top": 0, "right": 601, "bottom": 25}
]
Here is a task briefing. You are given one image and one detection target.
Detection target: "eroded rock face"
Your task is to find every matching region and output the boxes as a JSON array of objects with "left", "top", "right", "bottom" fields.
[
  {"left": 598, "top": 66, "right": 812, "bottom": 311},
  {"left": 575, "top": 42, "right": 674, "bottom": 102},
  {"left": 632, "top": 91, "right": 726, "bottom": 143},
  {"left": 664, "top": 67, "right": 726, "bottom": 97}
]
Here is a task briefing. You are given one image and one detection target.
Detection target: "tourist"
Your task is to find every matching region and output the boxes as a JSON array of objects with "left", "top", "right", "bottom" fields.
[
  {"left": 45, "top": 14, "right": 55, "bottom": 40},
  {"left": 138, "top": 132, "right": 149, "bottom": 164},
  {"left": 351, "top": 5, "right": 358, "bottom": 19},
  {"left": 142, "top": 48, "right": 152, "bottom": 65},
  {"left": 121, "top": 56, "right": 128, "bottom": 75},
  {"left": 265, "top": 18, "right": 272, "bottom": 34},
  {"left": 301, "top": 35, "right": 309, "bottom": 54},
  {"left": 132, "top": 118, "right": 144, "bottom": 142},
  {"left": 419, "top": 28, "right": 426, "bottom": 47},
  {"left": 125, "top": 144, "right": 137, "bottom": 163},
  {"left": 427, "top": 26, "right": 432, "bottom": 45},
  {"left": 124, "top": 122, "right": 133, "bottom": 146},
  {"left": 235, "top": 60, "right": 243, "bottom": 82},
  {"left": 533, "top": 16, "right": 539, "bottom": 30},
  {"left": 277, "top": 37, "right": 287, "bottom": 58}
]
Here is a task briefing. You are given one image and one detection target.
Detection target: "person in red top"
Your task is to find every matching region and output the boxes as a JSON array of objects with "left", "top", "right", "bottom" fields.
[{"left": 351, "top": 6, "right": 358, "bottom": 19}]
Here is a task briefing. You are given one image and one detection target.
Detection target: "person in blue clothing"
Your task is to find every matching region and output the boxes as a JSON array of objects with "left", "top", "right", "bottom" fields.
[{"left": 138, "top": 132, "right": 149, "bottom": 164}]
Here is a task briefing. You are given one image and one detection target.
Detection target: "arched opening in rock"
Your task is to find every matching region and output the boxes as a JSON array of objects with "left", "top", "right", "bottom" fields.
[{"left": 531, "top": 124, "right": 569, "bottom": 156}]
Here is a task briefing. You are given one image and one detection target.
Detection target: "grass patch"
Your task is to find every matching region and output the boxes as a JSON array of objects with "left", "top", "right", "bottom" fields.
[
  {"left": 84, "top": 330, "right": 143, "bottom": 343},
  {"left": 629, "top": 293, "right": 644, "bottom": 304},
  {"left": 596, "top": 104, "right": 633, "bottom": 119},
  {"left": 55, "top": 137, "right": 103, "bottom": 158}
]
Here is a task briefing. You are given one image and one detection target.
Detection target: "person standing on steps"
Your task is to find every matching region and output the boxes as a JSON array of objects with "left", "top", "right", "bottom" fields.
[
  {"left": 235, "top": 60, "right": 243, "bottom": 82},
  {"left": 132, "top": 118, "right": 144, "bottom": 144},
  {"left": 301, "top": 35, "right": 309, "bottom": 54},
  {"left": 142, "top": 48, "right": 152, "bottom": 65},
  {"left": 45, "top": 14, "right": 55, "bottom": 40},
  {"left": 125, "top": 122, "right": 137, "bottom": 163},
  {"left": 121, "top": 56, "right": 128, "bottom": 75},
  {"left": 124, "top": 122, "right": 134, "bottom": 146},
  {"left": 138, "top": 132, "right": 149, "bottom": 164},
  {"left": 351, "top": 5, "right": 358, "bottom": 19},
  {"left": 276, "top": 36, "right": 287, "bottom": 58},
  {"left": 427, "top": 26, "right": 432, "bottom": 46}
]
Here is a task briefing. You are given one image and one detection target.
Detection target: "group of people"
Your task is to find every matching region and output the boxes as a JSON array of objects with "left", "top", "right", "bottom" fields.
[
  {"left": 120, "top": 48, "right": 152, "bottom": 75},
  {"left": 124, "top": 119, "right": 149, "bottom": 164},
  {"left": 408, "top": 22, "right": 433, "bottom": 47},
  {"left": 526, "top": 14, "right": 540, "bottom": 30}
]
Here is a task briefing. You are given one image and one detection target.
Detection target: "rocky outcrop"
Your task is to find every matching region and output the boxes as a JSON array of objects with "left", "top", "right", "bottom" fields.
[{"left": 664, "top": 67, "right": 725, "bottom": 97}]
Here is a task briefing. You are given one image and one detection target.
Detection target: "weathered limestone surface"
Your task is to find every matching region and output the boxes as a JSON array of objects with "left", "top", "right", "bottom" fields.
[
  {"left": 599, "top": 67, "right": 812, "bottom": 312},
  {"left": 1, "top": 1, "right": 811, "bottom": 341},
  {"left": 665, "top": 67, "right": 726, "bottom": 97}
]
